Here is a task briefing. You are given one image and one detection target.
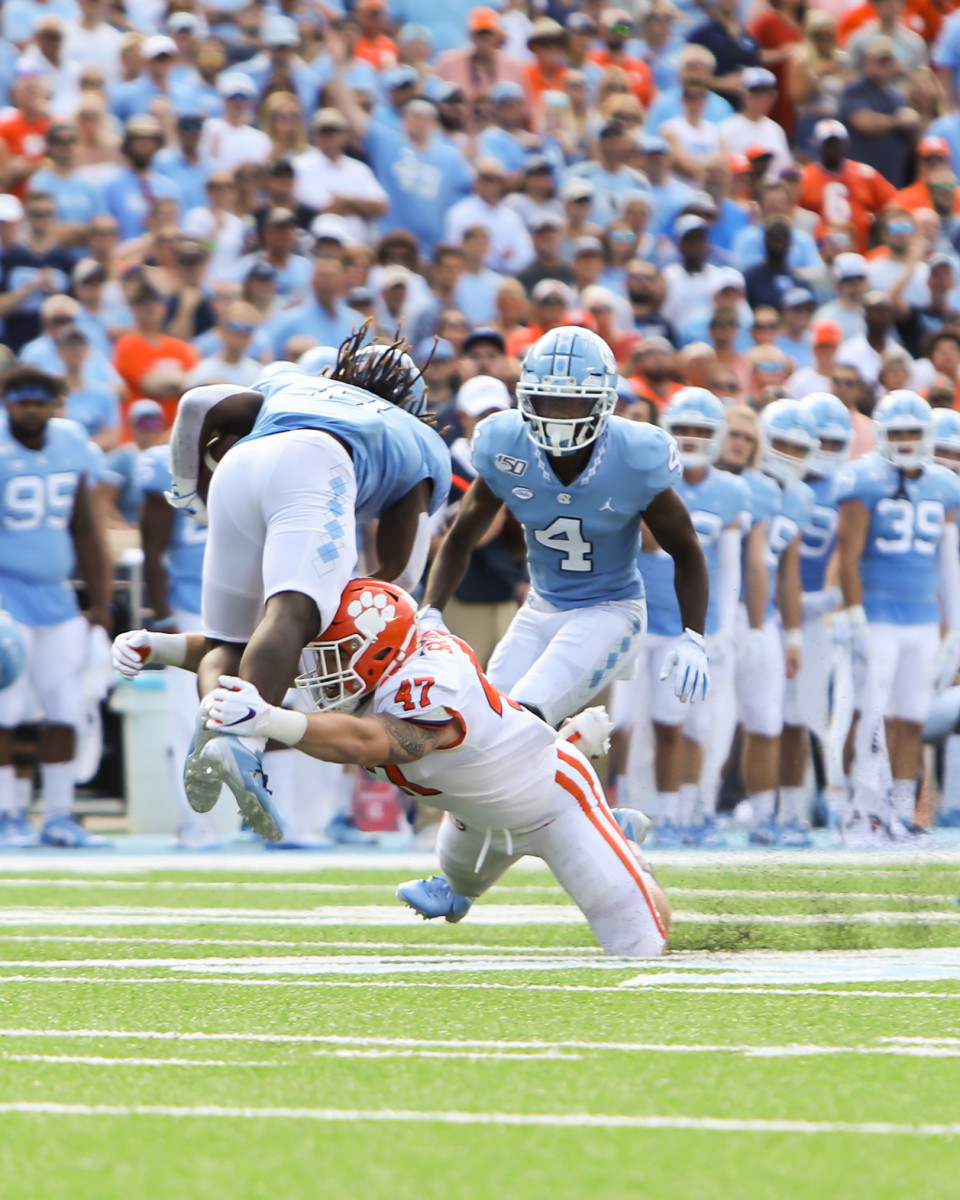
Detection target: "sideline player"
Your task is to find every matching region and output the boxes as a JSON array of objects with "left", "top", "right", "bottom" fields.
[
  {"left": 0, "top": 367, "right": 112, "bottom": 847},
  {"left": 144, "top": 333, "right": 451, "bottom": 839},
  {"left": 200, "top": 579, "right": 672, "bottom": 957},
  {"left": 778, "top": 393, "right": 853, "bottom": 837},
  {"left": 628, "top": 388, "right": 750, "bottom": 846},
  {"left": 836, "top": 390, "right": 960, "bottom": 839}
]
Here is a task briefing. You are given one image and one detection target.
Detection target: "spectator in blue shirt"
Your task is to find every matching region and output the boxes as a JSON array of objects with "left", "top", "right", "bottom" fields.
[
  {"left": 645, "top": 44, "right": 734, "bottom": 134},
  {"left": 241, "top": 14, "right": 322, "bottom": 116},
  {"left": 109, "top": 34, "right": 179, "bottom": 124},
  {"left": 565, "top": 119, "right": 651, "bottom": 228},
  {"left": 478, "top": 81, "right": 539, "bottom": 184},
  {"left": 153, "top": 114, "right": 210, "bottom": 213},
  {"left": 776, "top": 286, "right": 817, "bottom": 370},
  {"left": 265, "top": 254, "right": 365, "bottom": 359},
  {"left": 57, "top": 325, "right": 121, "bottom": 450},
  {"left": 104, "top": 114, "right": 181, "bottom": 241},
  {"left": 641, "top": 134, "right": 696, "bottom": 238},
  {"left": 733, "top": 180, "right": 822, "bottom": 276},
  {"left": 28, "top": 119, "right": 104, "bottom": 238}
]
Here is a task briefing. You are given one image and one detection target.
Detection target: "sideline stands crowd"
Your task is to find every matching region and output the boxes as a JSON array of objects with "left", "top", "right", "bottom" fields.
[{"left": 5, "top": 0, "right": 960, "bottom": 847}]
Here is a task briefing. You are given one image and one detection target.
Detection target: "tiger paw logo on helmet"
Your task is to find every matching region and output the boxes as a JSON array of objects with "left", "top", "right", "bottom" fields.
[{"left": 347, "top": 590, "right": 397, "bottom": 638}]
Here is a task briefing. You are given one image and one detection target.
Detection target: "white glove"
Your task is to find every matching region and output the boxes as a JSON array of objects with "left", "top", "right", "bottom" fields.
[
  {"left": 937, "top": 629, "right": 960, "bottom": 692},
  {"left": 847, "top": 605, "right": 871, "bottom": 666},
  {"left": 737, "top": 628, "right": 765, "bottom": 676},
  {"left": 417, "top": 605, "right": 448, "bottom": 633},
  {"left": 112, "top": 629, "right": 154, "bottom": 679},
  {"left": 829, "top": 610, "right": 850, "bottom": 650},
  {"left": 706, "top": 627, "right": 734, "bottom": 669},
  {"left": 205, "top": 676, "right": 307, "bottom": 745},
  {"left": 558, "top": 705, "right": 614, "bottom": 758},
  {"left": 801, "top": 586, "right": 842, "bottom": 623},
  {"left": 659, "top": 628, "right": 710, "bottom": 703}
]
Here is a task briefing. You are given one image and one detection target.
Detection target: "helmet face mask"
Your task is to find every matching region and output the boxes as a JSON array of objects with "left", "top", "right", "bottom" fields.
[
  {"left": 759, "top": 398, "right": 819, "bottom": 485},
  {"left": 517, "top": 326, "right": 618, "bottom": 457},
  {"left": 764, "top": 435, "right": 814, "bottom": 485},
  {"left": 296, "top": 632, "right": 372, "bottom": 713},
  {"left": 874, "top": 389, "right": 934, "bottom": 470},
  {"left": 662, "top": 386, "right": 725, "bottom": 468},
  {"left": 801, "top": 391, "right": 853, "bottom": 477}
]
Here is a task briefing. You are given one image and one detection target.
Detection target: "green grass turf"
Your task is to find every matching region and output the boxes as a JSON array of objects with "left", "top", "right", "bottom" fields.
[{"left": 0, "top": 859, "right": 959, "bottom": 1199}]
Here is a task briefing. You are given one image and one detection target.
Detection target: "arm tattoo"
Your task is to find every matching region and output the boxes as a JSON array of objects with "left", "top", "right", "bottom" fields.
[{"left": 373, "top": 714, "right": 447, "bottom": 764}]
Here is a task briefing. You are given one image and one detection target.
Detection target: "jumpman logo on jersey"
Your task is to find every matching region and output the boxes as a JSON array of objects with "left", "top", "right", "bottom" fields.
[{"left": 600, "top": 498, "right": 614, "bottom": 512}]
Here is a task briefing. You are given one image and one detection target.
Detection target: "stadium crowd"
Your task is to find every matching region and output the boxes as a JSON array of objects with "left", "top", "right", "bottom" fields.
[{"left": 4, "top": 0, "right": 960, "bottom": 850}]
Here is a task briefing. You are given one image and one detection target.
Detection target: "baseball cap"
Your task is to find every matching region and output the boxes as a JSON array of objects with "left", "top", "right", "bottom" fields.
[
  {"left": 709, "top": 266, "right": 746, "bottom": 295},
  {"left": 524, "top": 154, "right": 553, "bottom": 175},
  {"left": 463, "top": 326, "right": 506, "bottom": 354},
  {"left": 675, "top": 214, "right": 707, "bottom": 239},
  {"left": 0, "top": 194, "right": 24, "bottom": 223},
  {"left": 566, "top": 12, "right": 597, "bottom": 33},
  {"left": 348, "top": 286, "right": 374, "bottom": 307},
  {"left": 867, "top": 33, "right": 897, "bottom": 58},
  {"left": 310, "top": 213, "right": 351, "bottom": 244},
  {"left": 312, "top": 107, "right": 348, "bottom": 131},
  {"left": 380, "top": 264, "right": 412, "bottom": 290},
  {"left": 561, "top": 177, "right": 594, "bottom": 202},
  {"left": 177, "top": 113, "right": 205, "bottom": 132},
  {"left": 783, "top": 286, "right": 816, "bottom": 309},
  {"left": 639, "top": 335, "right": 674, "bottom": 354},
  {"left": 456, "top": 375, "right": 511, "bottom": 418},
  {"left": 125, "top": 114, "right": 163, "bottom": 138},
  {"left": 811, "top": 319, "right": 842, "bottom": 346},
  {"left": 166, "top": 12, "right": 198, "bottom": 32},
  {"left": 573, "top": 234, "right": 605, "bottom": 256},
  {"left": 264, "top": 14, "right": 300, "bottom": 46},
  {"left": 530, "top": 211, "right": 564, "bottom": 232},
  {"left": 265, "top": 206, "right": 297, "bottom": 228},
  {"left": 834, "top": 252, "right": 868, "bottom": 281},
  {"left": 142, "top": 34, "right": 177, "bottom": 59},
  {"left": 527, "top": 16, "right": 565, "bottom": 44},
  {"left": 863, "top": 289, "right": 892, "bottom": 308},
  {"left": 492, "top": 80, "right": 525, "bottom": 104},
  {"left": 415, "top": 337, "right": 454, "bottom": 366},
  {"left": 930, "top": 252, "right": 956, "bottom": 271},
  {"left": 129, "top": 398, "right": 165, "bottom": 426},
  {"left": 246, "top": 261, "right": 277, "bottom": 282},
  {"left": 72, "top": 257, "right": 105, "bottom": 285},
  {"left": 640, "top": 133, "right": 669, "bottom": 155},
  {"left": 919, "top": 135, "right": 950, "bottom": 159},
  {"left": 218, "top": 72, "right": 257, "bottom": 99},
  {"left": 742, "top": 66, "right": 777, "bottom": 90},
  {"left": 814, "top": 118, "right": 847, "bottom": 144},
  {"left": 531, "top": 278, "right": 573, "bottom": 304},
  {"left": 469, "top": 6, "right": 502, "bottom": 33},
  {"left": 382, "top": 64, "right": 419, "bottom": 90},
  {"left": 745, "top": 142, "right": 775, "bottom": 162}
]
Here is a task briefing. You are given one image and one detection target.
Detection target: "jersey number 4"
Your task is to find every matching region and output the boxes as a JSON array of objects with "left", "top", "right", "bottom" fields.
[{"left": 534, "top": 517, "right": 593, "bottom": 572}]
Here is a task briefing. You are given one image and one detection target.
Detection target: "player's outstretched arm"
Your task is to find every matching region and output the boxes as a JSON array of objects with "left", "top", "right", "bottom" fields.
[
  {"left": 204, "top": 676, "right": 457, "bottom": 767},
  {"left": 643, "top": 488, "right": 709, "bottom": 634},
  {"left": 423, "top": 476, "right": 505, "bottom": 612},
  {"left": 113, "top": 630, "right": 208, "bottom": 678}
]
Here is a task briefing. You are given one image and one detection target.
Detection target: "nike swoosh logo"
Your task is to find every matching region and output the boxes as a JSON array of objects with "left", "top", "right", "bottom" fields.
[{"left": 225, "top": 707, "right": 257, "bottom": 727}]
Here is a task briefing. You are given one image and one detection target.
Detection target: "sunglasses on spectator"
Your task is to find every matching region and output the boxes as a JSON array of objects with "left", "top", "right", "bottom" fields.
[
  {"left": 49, "top": 134, "right": 78, "bottom": 145},
  {"left": 755, "top": 361, "right": 784, "bottom": 372},
  {"left": 609, "top": 230, "right": 636, "bottom": 243},
  {"left": 754, "top": 321, "right": 779, "bottom": 331},
  {"left": 47, "top": 314, "right": 75, "bottom": 325},
  {"left": 711, "top": 319, "right": 738, "bottom": 329},
  {"left": 226, "top": 321, "right": 255, "bottom": 334},
  {"left": 610, "top": 21, "right": 633, "bottom": 34},
  {"left": 831, "top": 376, "right": 858, "bottom": 387},
  {"left": 683, "top": 90, "right": 707, "bottom": 101},
  {"left": 887, "top": 220, "right": 914, "bottom": 235}
]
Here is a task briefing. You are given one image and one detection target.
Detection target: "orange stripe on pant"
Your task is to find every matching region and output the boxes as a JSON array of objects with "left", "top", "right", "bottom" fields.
[{"left": 555, "top": 751, "right": 667, "bottom": 942}]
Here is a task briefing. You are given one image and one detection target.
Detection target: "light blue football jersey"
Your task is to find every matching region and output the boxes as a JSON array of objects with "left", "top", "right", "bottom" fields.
[
  {"left": 642, "top": 466, "right": 751, "bottom": 637},
  {"left": 472, "top": 410, "right": 682, "bottom": 609},
  {"left": 739, "top": 468, "right": 814, "bottom": 619},
  {"left": 240, "top": 374, "right": 451, "bottom": 522},
  {"left": 138, "top": 445, "right": 207, "bottom": 616},
  {"left": 0, "top": 417, "right": 99, "bottom": 626},
  {"left": 835, "top": 451, "right": 960, "bottom": 625},
  {"left": 800, "top": 473, "right": 839, "bottom": 595}
]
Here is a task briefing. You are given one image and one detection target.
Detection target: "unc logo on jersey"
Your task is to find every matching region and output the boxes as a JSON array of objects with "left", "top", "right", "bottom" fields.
[{"left": 495, "top": 453, "right": 528, "bottom": 477}]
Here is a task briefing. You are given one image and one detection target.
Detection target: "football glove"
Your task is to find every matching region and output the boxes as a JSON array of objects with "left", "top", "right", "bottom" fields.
[
  {"left": 205, "top": 676, "right": 307, "bottom": 745},
  {"left": 558, "top": 705, "right": 615, "bottom": 758},
  {"left": 847, "top": 605, "right": 871, "bottom": 666},
  {"left": 112, "top": 629, "right": 155, "bottom": 679},
  {"left": 660, "top": 628, "right": 709, "bottom": 703}
]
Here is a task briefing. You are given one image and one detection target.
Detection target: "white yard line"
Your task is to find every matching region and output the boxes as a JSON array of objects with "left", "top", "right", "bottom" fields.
[
  {"left": 0, "top": 1103, "right": 958, "bottom": 1135},
  {"left": 3, "top": 1054, "right": 276, "bottom": 1068}
]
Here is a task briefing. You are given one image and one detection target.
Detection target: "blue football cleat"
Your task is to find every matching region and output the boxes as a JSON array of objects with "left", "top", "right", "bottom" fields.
[
  {"left": 40, "top": 816, "right": 110, "bottom": 848},
  {"left": 326, "top": 811, "right": 376, "bottom": 845},
  {"left": 198, "top": 737, "right": 283, "bottom": 842},
  {"left": 686, "top": 816, "right": 727, "bottom": 848},
  {"left": 936, "top": 808, "right": 960, "bottom": 828},
  {"left": 653, "top": 819, "right": 686, "bottom": 848},
  {"left": 183, "top": 702, "right": 224, "bottom": 814},
  {"left": 611, "top": 807, "right": 651, "bottom": 845},
  {"left": 396, "top": 875, "right": 473, "bottom": 923},
  {"left": 749, "top": 817, "right": 778, "bottom": 847},
  {"left": 0, "top": 811, "right": 39, "bottom": 848},
  {"left": 774, "top": 819, "right": 813, "bottom": 849}
]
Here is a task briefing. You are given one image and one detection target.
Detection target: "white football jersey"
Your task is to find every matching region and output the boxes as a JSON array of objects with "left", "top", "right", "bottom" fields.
[{"left": 367, "top": 629, "right": 561, "bottom": 830}]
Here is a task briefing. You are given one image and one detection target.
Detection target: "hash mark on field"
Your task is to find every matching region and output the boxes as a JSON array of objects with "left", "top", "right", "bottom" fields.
[{"left": 1, "top": 1103, "right": 960, "bottom": 1136}]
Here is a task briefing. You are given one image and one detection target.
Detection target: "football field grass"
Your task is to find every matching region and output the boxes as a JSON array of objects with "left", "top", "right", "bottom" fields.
[{"left": 1, "top": 851, "right": 960, "bottom": 1199}]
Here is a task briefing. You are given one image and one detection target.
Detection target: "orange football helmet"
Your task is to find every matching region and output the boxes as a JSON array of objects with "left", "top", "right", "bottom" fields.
[{"left": 295, "top": 579, "right": 419, "bottom": 712}]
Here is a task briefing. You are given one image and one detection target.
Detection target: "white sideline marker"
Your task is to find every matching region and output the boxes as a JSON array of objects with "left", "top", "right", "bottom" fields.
[{"left": 0, "top": 1103, "right": 959, "bottom": 1136}]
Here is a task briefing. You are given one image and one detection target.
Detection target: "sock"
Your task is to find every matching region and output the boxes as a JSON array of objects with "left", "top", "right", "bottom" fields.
[
  {"left": 678, "top": 783, "right": 699, "bottom": 826},
  {"left": 14, "top": 774, "right": 31, "bottom": 816},
  {"left": 657, "top": 791, "right": 680, "bottom": 824},
  {"left": 778, "top": 786, "right": 808, "bottom": 825},
  {"left": 824, "top": 785, "right": 852, "bottom": 829},
  {"left": 0, "top": 765, "right": 16, "bottom": 816},
  {"left": 41, "top": 761, "right": 75, "bottom": 822},
  {"left": 749, "top": 789, "right": 776, "bottom": 824},
  {"left": 890, "top": 778, "right": 917, "bottom": 825},
  {"left": 943, "top": 735, "right": 960, "bottom": 814},
  {"left": 238, "top": 734, "right": 268, "bottom": 754}
]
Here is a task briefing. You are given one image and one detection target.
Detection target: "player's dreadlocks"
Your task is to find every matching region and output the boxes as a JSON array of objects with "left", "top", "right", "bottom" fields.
[{"left": 332, "top": 321, "right": 436, "bottom": 425}]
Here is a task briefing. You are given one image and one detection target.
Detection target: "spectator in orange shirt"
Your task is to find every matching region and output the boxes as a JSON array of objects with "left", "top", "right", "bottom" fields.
[
  {"left": 112, "top": 281, "right": 199, "bottom": 430},
  {"left": 627, "top": 335, "right": 682, "bottom": 410},
  {"left": 0, "top": 74, "right": 51, "bottom": 200},
  {"left": 353, "top": 0, "right": 399, "bottom": 70},
  {"left": 505, "top": 278, "right": 573, "bottom": 358},
  {"left": 798, "top": 118, "right": 897, "bottom": 252},
  {"left": 525, "top": 18, "right": 569, "bottom": 108},
  {"left": 838, "top": 0, "right": 928, "bottom": 45},
  {"left": 591, "top": 8, "right": 656, "bottom": 110}
]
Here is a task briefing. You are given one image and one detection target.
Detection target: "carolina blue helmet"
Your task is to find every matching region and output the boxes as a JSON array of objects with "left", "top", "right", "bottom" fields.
[
  {"left": 932, "top": 406, "right": 960, "bottom": 474},
  {"left": 800, "top": 391, "right": 852, "bottom": 477},
  {"left": 661, "top": 387, "right": 726, "bottom": 468},
  {"left": 517, "top": 326, "right": 618, "bottom": 456},
  {"left": 353, "top": 343, "right": 428, "bottom": 416},
  {"left": 759, "top": 398, "right": 819, "bottom": 485},
  {"left": 297, "top": 345, "right": 339, "bottom": 376},
  {"left": 0, "top": 610, "right": 25, "bottom": 691},
  {"left": 873, "top": 389, "right": 933, "bottom": 469}
]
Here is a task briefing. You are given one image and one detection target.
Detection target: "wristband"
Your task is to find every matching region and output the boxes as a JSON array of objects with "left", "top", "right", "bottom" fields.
[
  {"left": 264, "top": 707, "right": 308, "bottom": 746},
  {"left": 784, "top": 628, "right": 803, "bottom": 651},
  {"left": 682, "top": 627, "right": 706, "bottom": 647},
  {"left": 150, "top": 632, "right": 189, "bottom": 668},
  {"left": 847, "top": 604, "right": 867, "bottom": 627}
]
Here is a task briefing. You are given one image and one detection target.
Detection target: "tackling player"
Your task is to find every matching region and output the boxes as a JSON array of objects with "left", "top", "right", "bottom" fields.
[
  {"left": 778, "top": 393, "right": 853, "bottom": 838},
  {"left": 199, "top": 579, "right": 671, "bottom": 957},
  {"left": 630, "top": 388, "right": 750, "bottom": 846},
  {"left": 137, "top": 333, "right": 451, "bottom": 840},
  {"left": 836, "top": 390, "right": 960, "bottom": 840}
]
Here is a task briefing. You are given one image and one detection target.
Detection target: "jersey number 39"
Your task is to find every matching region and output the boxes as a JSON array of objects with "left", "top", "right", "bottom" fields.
[{"left": 534, "top": 517, "right": 593, "bottom": 572}]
